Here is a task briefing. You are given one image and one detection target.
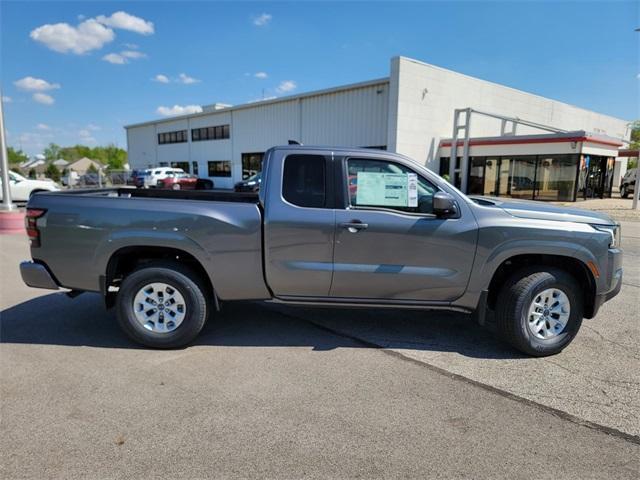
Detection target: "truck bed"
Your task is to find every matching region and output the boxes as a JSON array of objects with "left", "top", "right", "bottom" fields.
[{"left": 27, "top": 187, "right": 269, "bottom": 300}]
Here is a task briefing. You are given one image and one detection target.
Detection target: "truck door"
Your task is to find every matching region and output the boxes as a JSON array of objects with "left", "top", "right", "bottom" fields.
[
  {"left": 263, "top": 151, "right": 336, "bottom": 298},
  {"left": 330, "top": 156, "right": 477, "bottom": 302}
]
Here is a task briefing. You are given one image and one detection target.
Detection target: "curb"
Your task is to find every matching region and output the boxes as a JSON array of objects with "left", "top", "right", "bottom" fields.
[{"left": 0, "top": 210, "right": 26, "bottom": 235}]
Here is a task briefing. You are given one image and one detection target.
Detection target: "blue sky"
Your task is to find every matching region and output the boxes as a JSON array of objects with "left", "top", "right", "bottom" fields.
[{"left": 1, "top": 0, "right": 638, "bottom": 156}]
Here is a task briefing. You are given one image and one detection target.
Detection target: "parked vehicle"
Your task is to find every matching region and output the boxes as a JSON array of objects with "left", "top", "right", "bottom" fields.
[
  {"left": 157, "top": 172, "right": 198, "bottom": 190},
  {"left": 127, "top": 169, "right": 145, "bottom": 186},
  {"left": 78, "top": 173, "right": 101, "bottom": 187},
  {"left": 20, "top": 145, "right": 622, "bottom": 356},
  {"left": 132, "top": 169, "right": 151, "bottom": 188},
  {"left": 144, "top": 168, "right": 185, "bottom": 188},
  {"left": 234, "top": 172, "right": 262, "bottom": 192},
  {"left": 620, "top": 168, "right": 636, "bottom": 198},
  {"left": 0, "top": 171, "right": 59, "bottom": 201}
]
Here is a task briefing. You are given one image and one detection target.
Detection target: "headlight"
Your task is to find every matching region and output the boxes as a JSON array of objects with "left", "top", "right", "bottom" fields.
[
  {"left": 247, "top": 181, "right": 256, "bottom": 186},
  {"left": 593, "top": 224, "right": 621, "bottom": 248}
]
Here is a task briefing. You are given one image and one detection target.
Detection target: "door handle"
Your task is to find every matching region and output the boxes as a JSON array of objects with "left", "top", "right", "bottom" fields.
[{"left": 340, "top": 221, "right": 368, "bottom": 233}]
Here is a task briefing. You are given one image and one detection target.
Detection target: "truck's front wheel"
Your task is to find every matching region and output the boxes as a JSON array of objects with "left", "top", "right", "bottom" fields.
[
  {"left": 116, "top": 262, "right": 209, "bottom": 348},
  {"left": 495, "top": 268, "right": 583, "bottom": 356}
]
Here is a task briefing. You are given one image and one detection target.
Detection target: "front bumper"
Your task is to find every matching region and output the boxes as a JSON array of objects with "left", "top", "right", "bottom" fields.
[
  {"left": 20, "top": 261, "right": 59, "bottom": 290},
  {"left": 592, "top": 248, "right": 623, "bottom": 316}
]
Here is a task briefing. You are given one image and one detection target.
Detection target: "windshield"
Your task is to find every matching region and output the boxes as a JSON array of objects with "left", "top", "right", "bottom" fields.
[
  {"left": 9, "top": 171, "right": 27, "bottom": 182},
  {"left": 246, "top": 172, "right": 262, "bottom": 182}
]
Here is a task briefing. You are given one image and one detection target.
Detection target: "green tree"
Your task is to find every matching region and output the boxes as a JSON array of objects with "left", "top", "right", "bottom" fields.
[
  {"left": 43, "top": 143, "right": 61, "bottom": 161},
  {"left": 101, "top": 144, "right": 127, "bottom": 170},
  {"left": 44, "top": 163, "right": 60, "bottom": 182},
  {"left": 7, "top": 146, "right": 29, "bottom": 165},
  {"left": 28, "top": 168, "right": 36, "bottom": 179},
  {"left": 629, "top": 120, "right": 640, "bottom": 150},
  {"left": 87, "top": 164, "right": 99, "bottom": 174}
]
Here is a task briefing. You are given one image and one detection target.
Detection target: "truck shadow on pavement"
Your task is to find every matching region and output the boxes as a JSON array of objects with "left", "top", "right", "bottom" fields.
[{"left": 0, "top": 291, "right": 524, "bottom": 359}]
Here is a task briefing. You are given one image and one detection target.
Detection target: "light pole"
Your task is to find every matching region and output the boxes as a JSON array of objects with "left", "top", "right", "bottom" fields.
[{"left": 0, "top": 88, "right": 17, "bottom": 212}]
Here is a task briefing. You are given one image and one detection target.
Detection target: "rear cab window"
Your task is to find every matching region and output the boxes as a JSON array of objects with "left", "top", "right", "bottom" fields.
[
  {"left": 282, "top": 154, "right": 327, "bottom": 208},
  {"left": 345, "top": 158, "right": 438, "bottom": 215}
]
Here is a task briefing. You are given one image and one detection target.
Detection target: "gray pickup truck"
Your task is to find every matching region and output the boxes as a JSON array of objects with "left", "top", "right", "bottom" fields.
[{"left": 20, "top": 145, "right": 623, "bottom": 356}]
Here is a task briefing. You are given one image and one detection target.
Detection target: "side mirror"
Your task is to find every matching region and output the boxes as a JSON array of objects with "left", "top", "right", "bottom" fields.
[{"left": 433, "top": 191, "right": 457, "bottom": 217}]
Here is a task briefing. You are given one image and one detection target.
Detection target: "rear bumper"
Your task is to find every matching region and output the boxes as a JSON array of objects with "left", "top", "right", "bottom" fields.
[{"left": 20, "top": 261, "right": 59, "bottom": 290}]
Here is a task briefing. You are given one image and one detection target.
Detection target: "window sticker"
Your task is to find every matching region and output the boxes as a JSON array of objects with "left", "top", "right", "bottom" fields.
[{"left": 356, "top": 172, "right": 418, "bottom": 207}]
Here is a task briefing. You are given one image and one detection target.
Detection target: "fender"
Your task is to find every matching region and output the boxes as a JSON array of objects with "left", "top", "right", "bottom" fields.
[
  {"left": 454, "top": 236, "right": 597, "bottom": 311},
  {"left": 94, "top": 230, "right": 218, "bottom": 296}
]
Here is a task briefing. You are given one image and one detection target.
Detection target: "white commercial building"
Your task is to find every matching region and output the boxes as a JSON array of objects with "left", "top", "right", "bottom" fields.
[{"left": 125, "top": 56, "right": 631, "bottom": 200}]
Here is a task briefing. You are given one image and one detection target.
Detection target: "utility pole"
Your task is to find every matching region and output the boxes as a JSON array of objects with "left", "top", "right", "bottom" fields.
[
  {"left": 0, "top": 88, "right": 17, "bottom": 212},
  {"left": 634, "top": 27, "right": 639, "bottom": 210},
  {"left": 633, "top": 166, "right": 639, "bottom": 210}
]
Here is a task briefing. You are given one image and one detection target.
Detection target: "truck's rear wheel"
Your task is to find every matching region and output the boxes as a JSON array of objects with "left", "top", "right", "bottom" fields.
[
  {"left": 116, "top": 262, "right": 209, "bottom": 348},
  {"left": 495, "top": 268, "right": 583, "bottom": 357}
]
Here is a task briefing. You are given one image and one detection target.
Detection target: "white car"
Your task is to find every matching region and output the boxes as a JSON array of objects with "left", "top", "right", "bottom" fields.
[
  {"left": 143, "top": 167, "right": 185, "bottom": 188},
  {"left": 0, "top": 171, "right": 60, "bottom": 202}
]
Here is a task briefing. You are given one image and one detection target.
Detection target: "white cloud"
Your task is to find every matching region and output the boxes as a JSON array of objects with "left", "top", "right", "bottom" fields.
[
  {"left": 95, "top": 11, "right": 154, "bottom": 35},
  {"left": 177, "top": 73, "right": 200, "bottom": 84},
  {"left": 121, "top": 50, "right": 146, "bottom": 59},
  {"left": 14, "top": 76, "right": 61, "bottom": 91},
  {"left": 102, "top": 52, "right": 127, "bottom": 64},
  {"left": 18, "top": 131, "right": 55, "bottom": 153},
  {"left": 36, "top": 123, "right": 50, "bottom": 130},
  {"left": 153, "top": 74, "right": 170, "bottom": 83},
  {"left": 253, "top": 13, "right": 272, "bottom": 27},
  {"left": 30, "top": 18, "right": 115, "bottom": 54},
  {"left": 276, "top": 80, "right": 297, "bottom": 93},
  {"left": 1, "top": 96, "right": 11, "bottom": 103},
  {"left": 156, "top": 105, "right": 203, "bottom": 117},
  {"left": 86, "top": 123, "right": 101, "bottom": 131},
  {"left": 254, "top": 72, "right": 268, "bottom": 79},
  {"left": 102, "top": 50, "right": 146, "bottom": 64},
  {"left": 32, "top": 93, "right": 55, "bottom": 105},
  {"left": 123, "top": 43, "right": 139, "bottom": 49},
  {"left": 78, "top": 129, "right": 97, "bottom": 144}
]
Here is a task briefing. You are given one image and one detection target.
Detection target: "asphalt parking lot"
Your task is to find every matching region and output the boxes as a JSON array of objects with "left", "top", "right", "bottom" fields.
[{"left": 1, "top": 223, "right": 638, "bottom": 479}]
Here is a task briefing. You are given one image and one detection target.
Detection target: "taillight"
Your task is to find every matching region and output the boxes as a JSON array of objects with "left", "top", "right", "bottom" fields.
[{"left": 25, "top": 208, "right": 46, "bottom": 247}]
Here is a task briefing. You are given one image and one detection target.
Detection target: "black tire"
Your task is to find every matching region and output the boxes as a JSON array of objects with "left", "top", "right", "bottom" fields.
[
  {"left": 495, "top": 268, "right": 583, "bottom": 357},
  {"left": 620, "top": 185, "right": 628, "bottom": 198},
  {"left": 116, "top": 262, "right": 210, "bottom": 348}
]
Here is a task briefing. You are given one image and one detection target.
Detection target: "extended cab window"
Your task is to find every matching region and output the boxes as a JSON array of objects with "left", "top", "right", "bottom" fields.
[
  {"left": 283, "top": 154, "right": 326, "bottom": 208},
  {"left": 346, "top": 158, "right": 437, "bottom": 214}
]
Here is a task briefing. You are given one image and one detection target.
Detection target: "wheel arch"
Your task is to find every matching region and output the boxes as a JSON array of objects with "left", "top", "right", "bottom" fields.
[
  {"left": 103, "top": 245, "right": 218, "bottom": 310},
  {"left": 486, "top": 254, "right": 597, "bottom": 318}
]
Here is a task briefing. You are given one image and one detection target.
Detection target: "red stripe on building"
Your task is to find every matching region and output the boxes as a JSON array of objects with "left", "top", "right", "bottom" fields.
[{"left": 441, "top": 136, "right": 623, "bottom": 148}]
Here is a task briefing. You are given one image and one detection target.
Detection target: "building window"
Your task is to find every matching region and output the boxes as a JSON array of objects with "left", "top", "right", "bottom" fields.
[
  {"left": 282, "top": 154, "right": 326, "bottom": 208},
  {"left": 191, "top": 124, "right": 231, "bottom": 142},
  {"left": 536, "top": 155, "right": 579, "bottom": 201},
  {"left": 241, "top": 152, "right": 264, "bottom": 179},
  {"left": 192, "top": 161, "right": 199, "bottom": 176},
  {"left": 171, "top": 161, "right": 190, "bottom": 173},
  {"left": 439, "top": 157, "right": 462, "bottom": 188},
  {"left": 158, "top": 130, "right": 187, "bottom": 145},
  {"left": 207, "top": 161, "right": 232, "bottom": 177},
  {"left": 446, "top": 154, "right": 583, "bottom": 201}
]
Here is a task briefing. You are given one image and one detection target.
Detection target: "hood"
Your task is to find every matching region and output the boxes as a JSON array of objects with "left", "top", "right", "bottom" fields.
[
  {"left": 469, "top": 196, "right": 615, "bottom": 226},
  {"left": 30, "top": 179, "right": 60, "bottom": 190}
]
